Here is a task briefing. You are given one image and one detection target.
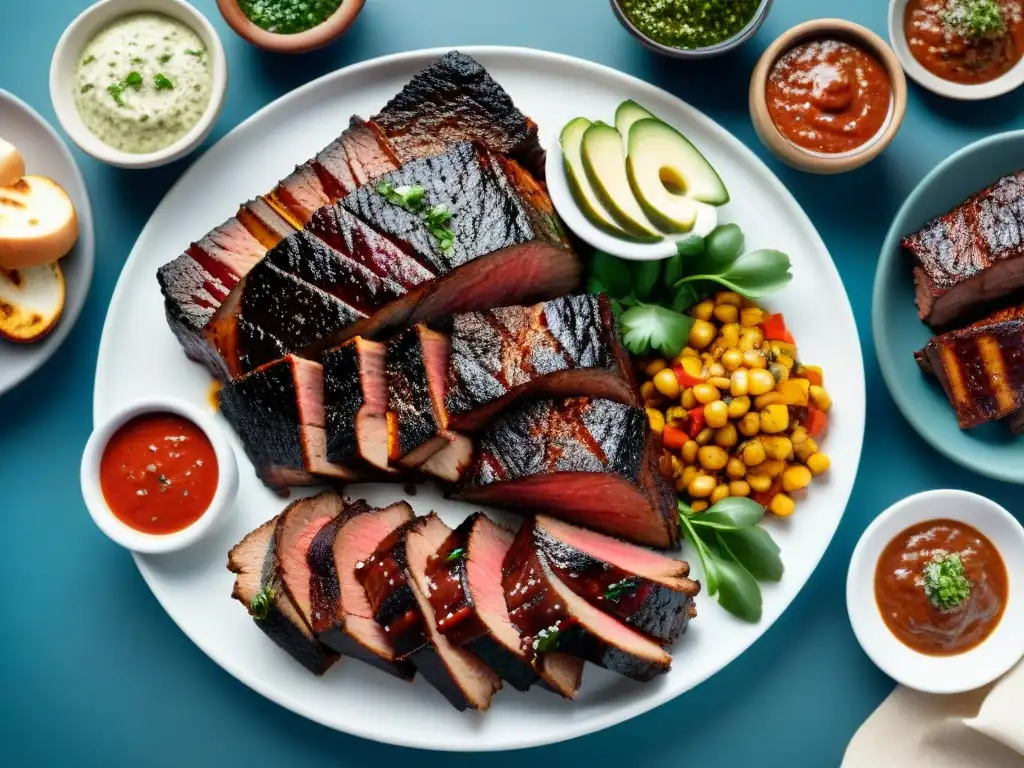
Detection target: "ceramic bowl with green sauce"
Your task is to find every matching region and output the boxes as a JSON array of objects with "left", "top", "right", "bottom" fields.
[
  {"left": 610, "top": 0, "right": 774, "bottom": 58},
  {"left": 217, "top": 0, "right": 365, "bottom": 54}
]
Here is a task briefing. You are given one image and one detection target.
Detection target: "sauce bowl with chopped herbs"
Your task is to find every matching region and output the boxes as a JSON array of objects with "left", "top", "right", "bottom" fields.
[
  {"left": 217, "top": 0, "right": 365, "bottom": 54},
  {"left": 847, "top": 490, "right": 1024, "bottom": 694},
  {"left": 50, "top": 0, "right": 227, "bottom": 168},
  {"left": 610, "top": 0, "right": 774, "bottom": 58}
]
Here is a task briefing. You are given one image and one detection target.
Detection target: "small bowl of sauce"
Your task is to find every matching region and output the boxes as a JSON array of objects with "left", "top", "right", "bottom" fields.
[
  {"left": 848, "top": 489, "right": 1024, "bottom": 694},
  {"left": 50, "top": 0, "right": 227, "bottom": 168},
  {"left": 610, "top": 0, "right": 773, "bottom": 58},
  {"left": 890, "top": 0, "right": 1024, "bottom": 100},
  {"left": 81, "top": 399, "right": 239, "bottom": 554},
  {"left": 217, "top": 0, "right": 365, "bottom": 54},
  {"left": 749, "top": 19, "right": 908, "bottom": 173}
]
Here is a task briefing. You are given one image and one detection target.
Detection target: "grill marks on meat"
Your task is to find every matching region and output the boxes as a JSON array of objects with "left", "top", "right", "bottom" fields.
[
  {"left": 265, "top": 163, "right": 332, "bottom": 228},
  {"left": 443, "top": 294, "right": 638, "bottom": 431},
  {"left": 372, "top": 50, "right": 544, "bottom": 179},
  {"left": 917, "top": 306, "right": 1024, "bottom": 429},
  {"left": 386, "top": 326, "right": 454, "bottom": 468},
  {"left": 323, "top": 338, "right": 390, "bottom": 470},
  {"left": 219, "top": 355, "right": 360, "bottom": 492},
  {"left": 906, "top": 171, "right": 1024, "bottom": 329},
  {"left": 456, "top": 398, "right": 679, "bottom": 549},
  {"left": 503, "top": 526, "right": 672, "bottom": 682},
  {"left": 528, "top": 515, "right": 698, "bottom": 643}
]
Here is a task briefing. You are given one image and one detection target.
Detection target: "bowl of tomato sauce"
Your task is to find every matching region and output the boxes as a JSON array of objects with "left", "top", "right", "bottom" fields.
[{"left": 81, "top": 398, "right": 239, "bottom": 553}]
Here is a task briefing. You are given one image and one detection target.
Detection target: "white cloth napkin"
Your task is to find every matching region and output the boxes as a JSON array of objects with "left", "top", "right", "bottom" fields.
[{"left": 842, "top": 661, "right": 1024, "bottom": 767}]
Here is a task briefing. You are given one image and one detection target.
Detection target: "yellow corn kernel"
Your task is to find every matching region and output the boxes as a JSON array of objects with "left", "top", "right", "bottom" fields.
[
  {"left": 640, "top": 381, "right": 657, "bottom": 402},
  {"left": 704, "top": 400, "right": 729, "bottom": 429},
  {"left": 727, "top": 395, "right": 751, "bottom": 419},
  {"left": 708, "top": 362, "right": 726, "bottom": 378},
  {"left": 681, "top": 439, "right": 700, "bottom": 464},
  {"left": 802, "top": 364, "right": 824, "bottom": 385},
  {"left": 719, "top": 322, "right": 741, "bottom": 349},
  {"left": 689, "top": 319, "right": 717, "bottom": 350},
  {"left": 754, "top": 391, "right": 787, "bottom": 410},
  {"left": 794, "top": 437, "right": 819, "bottom": 462},
  {"left": 726, "top": 457, "right": 747, "bottom": 479},
  {"left": 681, "top": 356, "right": 705, "bottom": 379},
  {"left": 760, "top": 435, "right": 793, "bottom": 461},
  {"left": 693, "top": 383, "right": 720, "bottom": 405},
  {"left": 769, "top": 493, "right": 796, "bottom": 517},
  {"left": 653, "top": 367, "right": 681, "bottom": 399},
  {"left": 715, "top": 291, "right": 743, "bottom": 307},
  {"left": 775, "top": 353, "right": 795, "bottom": 370},
  {"left": 759, "top": 459, "right": 786, "bottom": 478},
  {"left": 688, "top": 474, "right": 717, "bottom": 498},
  {"left": 644, "top": 359, "right": 668, "bottom": 376},
  {"left": 806, "top": 452, "right": 831, "bottom": 476},
  {"left": 690, "top": 500, "right": 709, "bottom": 513},
  {"left": 810, "top": 385, "right": 832, "bottom": 412},
  {"left": 695, "top": 427, "right": 715, "bottom": 446},
  {"left": 681, "top": 346, "right": 699, "bottom": 358},
  {"left": 742, "top": 439, "right": 766, "bottom": 466},
  {"left": 666, "top": 406, "right": 687, "bottom": 426},
  {"left": 770, "top": 342, "right": 797, "bottom": 359},
  {"left": 739, "top": 307, "right": 763, "bottom": 327},
  {"left": 760, "top": 404, "right": 790, "bottom": 434},
  {"left": 721, "top": 348, "right": 744, "bottom": 371},
  {"left": 700, "top": 352, "right": 716, "bottom": 367},
  {"left": 783, "top": 464, "right": 812, "bottom": 492},
  {"left": 713, "top": 304, "right": 738, "bottom": 324},
  {"left": 681, "top": 389, "right": 697, "bottom": 409},
  {"left": 698, "top": 445, "right": 730, "bottom": 471},
  {"left": 790, "top": 425, "right": 808, "bottom": 446},
  {"left": 769, "top": 362, "right": 790, "bottom": 383},
  {"left": 738, "top": 411, "right": 761, "bottom": 437},
  {"left": 748, "top": 368, "right": 776, "bottom": 396},
  {"left": 645, "top": 407, "right": 665, "bottom": 434},
  {"left": 776, "top": 378, "right": 810, "bottom": 406},
  {"left": 739, "top": 328, "right": 765, "bottom": 351},
  {"left": 743, "top": 349, "right": 767, "bottom": 369},
  {"left": 679, "top": 465, "right": 699, "bottom": 488},
  {"left": 747, "top": 473, "right": 772, "bottom": 492},
  {"left": 715, "top": 423, "right": 738, "bottom": 449},
  {"left": 729, "top": 480, "right": 751, "bottom": 497},
  {"left": 691, "top": 300, "right": 714, "bottom": 322},
  {"left": 710, "top": 484, "right": 731, "bottom": 504},
  {"left": 730, "top": 368, "right": 749, "bottom": 397},
  {"left": 708, "top": 376, "right": 732, "bottom": 391}
]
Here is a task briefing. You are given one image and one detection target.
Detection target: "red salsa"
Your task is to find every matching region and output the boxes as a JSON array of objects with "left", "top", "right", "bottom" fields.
[
  {"left": 99, "top": 412, "right": 218, "bottom": 534},
  {"left": 766, "top": 38, "right": 892, "bottom": 154}
]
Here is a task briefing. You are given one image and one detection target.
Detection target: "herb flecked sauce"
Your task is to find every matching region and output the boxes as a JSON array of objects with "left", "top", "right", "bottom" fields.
[
  {"left": 238, "top": 0, "right": 344, "bottom": 35},
  {"left": 621, "top": 0, "right": 761, "bottom": 49}
]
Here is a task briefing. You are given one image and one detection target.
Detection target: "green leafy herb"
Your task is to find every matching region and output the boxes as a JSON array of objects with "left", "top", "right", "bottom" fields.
[
  {"left": 107, "top": 83, "right": 126, "bottom": 107},
  {"left": 79, "top": 84, "right": 94, "bottom": 94},
  {"left": 250, "top": 585, "right": 275, "bottom": 620},
  {"left": 154, "top": 73, "right": 174, "bottom": 90},
  {"left": 376, "top": 181, "right": 425, "bottom": 212},
  {"left": 82, "top": 55, "right": 96, "bottom": 65},
  {"left": 158, "top": 52, "right": 173, "bottom": 64},
  {"left": 424, "top": 204, "right": 455, "bottom": 251},
  {"left": 130, "top": 56, "right": 144, "bottom": 65},
  {"left": 125, "top": 70, "right": 143, "bottom": 88},
  {"left": 676, "top": 247, "right": 792, "bottom": 299},
  {"left": 942, "top": 0, "right": 1005, "bottom": 38},
  {"left": 604, "top": 577, "right": 641, "bottom": 602},
  {"left": 375, "top": 183, "right": 453, "bottom": 250},
  {"left": 619, "top": 304, "right": 695, "bottom": 358},
  {"left": 678, "top": 497, "right": 784, "bottom": 622},
  {"left": 631, "top": 259, "right": 661, "bottom": 302},
  {"left": 923, "top": 553, "right": 971, "bottom": 612},
  {"left": 185, "top": 48, "right": 206, "bottom": 58},
  {"left": 106, "top": 70, "right": 144, "bottom": 106},
  {"left": 445, "top": 547, "right": 467, "bottom": 563},
  {"left": 534, "top": 628, "right": 561, "bottom": 653},
  {"left": 589, "top": 251, "right": 633, "bottom": 299}
]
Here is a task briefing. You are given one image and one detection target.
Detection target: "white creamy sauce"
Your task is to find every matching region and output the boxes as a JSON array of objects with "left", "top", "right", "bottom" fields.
[{"left": 74, "top": 13, "right": 213, "bottom": 154}]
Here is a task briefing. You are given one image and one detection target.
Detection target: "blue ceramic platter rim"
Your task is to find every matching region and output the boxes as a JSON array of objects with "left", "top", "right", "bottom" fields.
[{"left": 873, "top": 130, "right": 1024, "bottom": 484}]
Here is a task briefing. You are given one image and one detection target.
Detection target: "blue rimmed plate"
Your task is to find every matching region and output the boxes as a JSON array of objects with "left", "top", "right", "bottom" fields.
[{"left": 873, "top": 130, "right": 1024, "bottom": 483}]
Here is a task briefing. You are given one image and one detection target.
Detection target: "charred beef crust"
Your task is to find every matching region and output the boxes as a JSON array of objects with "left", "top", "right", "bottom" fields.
[
  {"left": 322, "top": 341, "right": 364, "bottom": 463},
  {"left": 386, "top": 328, "right": 443, "bottom": 459},
  {"left": 237, "top": 316, "right": 289, "bottom": 376},
  {"left": 371, "top": 51, "right": 544, "bottom": 179}
]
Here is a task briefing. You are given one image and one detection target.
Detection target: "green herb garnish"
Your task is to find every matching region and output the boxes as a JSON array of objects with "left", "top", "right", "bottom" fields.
[
  {"left": 534, "top": 628, "right": 561, "bottom": 653},
  {"left": 424, "top": 204, "right": 455, "bottom": 251},
  {"left": 106, "top": 70, "right": 143, "bottom": 106},
  {"left": 79, "top": 84, "right": 94, "bottom": 94},
  {"left": 184, "top": 48, "right": 205, "bottom": 58},
  {"left": 445, "top": 547, "right": 467, "bottom": 563},
  {"left": 82, "top": 54, "right": 96, "bottom": 65},
  {"left": 923, "top": 553, "right": 972, "bottom": 612},
  {"left": 620, "top": 304, "right": 695, "bottom": 358},
  {"left": 154, "top": 73, "right": 174, "bottom": 90},
  {"left": 130, "top": 56, "right": 144, "bottom": 65},
  {"left": 125, "top": 71, "right": 143, "bottom": 88},
  {"left": 250, "top": 585, "right": 275, "bottom": 620},
  {"left": 376, "top": 183, "right": 454, "bottom": 251},
  {"left": 678, "top": 497, "right": 784, "bottom": 622},
  {"left": 377, "top": 181, "right": 426, "bottom": 212},
  {"left": 158, "top": 52, "right": 173, "bottom": 64},
  {"left": 604, "top": 577, "right": 640, "bottom": 602},
  {"left": 107, "top": 83, "right": 125, "bottom": 107},
  {"left": 942, "top": 0, "right": 1005, "bottom": 38}
]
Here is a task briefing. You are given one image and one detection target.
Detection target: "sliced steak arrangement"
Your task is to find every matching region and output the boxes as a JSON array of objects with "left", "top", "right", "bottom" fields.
[
  {"left": 307, "top": 499, "right": 416, "bottom": 679},
  {"left": 455, "top": 397, "right": 679, "bottom": 549},
  {"left": 906, "top": 171, "right": 1024, "bottom": 330},
  {"left": 322, "top": 338, "right": 390, "bottom": 471}
]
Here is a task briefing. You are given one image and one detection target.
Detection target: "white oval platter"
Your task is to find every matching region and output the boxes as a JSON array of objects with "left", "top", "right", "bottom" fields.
[{"left": 93, "top": 47, "right": 865, "bottom": 751}]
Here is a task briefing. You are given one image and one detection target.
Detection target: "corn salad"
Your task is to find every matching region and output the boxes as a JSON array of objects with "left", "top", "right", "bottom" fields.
[{"left": 641, "top": 292, "right": 832, "bottom": 517}]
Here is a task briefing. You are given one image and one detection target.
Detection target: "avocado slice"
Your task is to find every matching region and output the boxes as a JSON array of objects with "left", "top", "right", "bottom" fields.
[
  {"left": 560, "top": 118, "right": 632, "bottom": 238},
  {"left": 581, "top": 122, "right": 662, "bottom": 241},
  {"left": 614, "top": 100, "right": 657, "bottom": 150}
]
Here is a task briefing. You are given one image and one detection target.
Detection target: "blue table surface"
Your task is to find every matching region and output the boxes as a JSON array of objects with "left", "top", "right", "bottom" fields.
[{"left": 3, "top": 0, "right": 1023, "bottom": 764}]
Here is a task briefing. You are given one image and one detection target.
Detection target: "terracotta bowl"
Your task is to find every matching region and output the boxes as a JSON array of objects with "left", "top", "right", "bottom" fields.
[
  {"left": 217, "top": 0, "right": 365, "bottom": 53},
  {"left": 749, "top": 18, "right": 907, "bottom": 174}
]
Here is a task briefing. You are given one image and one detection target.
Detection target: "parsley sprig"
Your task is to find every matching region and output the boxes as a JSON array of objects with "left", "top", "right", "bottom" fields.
[
  {"left": 107, "top": 70, "right": 143, "bottom": 107},
  {"left": 375, "top": 181, "right": 455, "bottom": 251},
  {"left": 445, "top": 547, "right": 467, "bottom": 563},
  {"left": 250, "top": 584, "right": 275, "bottom": 620},
  {"left": 942, "top": 0, "right": 1005, "bottom": 38},
  {"left": 923, "top": 553, "right": 972, "bottom": 612},
  {"left": 603, "top": 577, "right": 640, "bottom": 602}
]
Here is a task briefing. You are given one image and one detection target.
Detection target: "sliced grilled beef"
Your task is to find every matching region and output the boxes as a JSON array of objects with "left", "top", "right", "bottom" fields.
[
  {"left": 341, "top": 116, "right": 401, "bottom": 185},
  {"left": 265, "top": 162, "right": 333, "bottom": 228},
  {"left": 323, "top": 338, "right": 389, "bottom": 470},
  {"left": 307, "top": 499, "right": 416, "bottom": 679},
  {"left": 917, "top": 305, "right": 1024, "bottom": 429},
  {"left": 310, "top": 132, "right": 358, "bottom": 201},
  {"left": 219, "top": 355, "right": 360, "bottom": 492},
  {"left": 419, "top": 433, "right": 474, "bottom": 484},
  {"left": 455, "top": 397, "right": 678, "bottom": 549},
  {"left": 404, "top": 514, "right": 503, "bottom": 710},
  {"left": 372, "top": 51, "right": 544, "bottom": 179},
  {"left": 426, "top": 513, "right": 583, "bottom": 696},
  {"left": 228, "top": 514, "right": 338, "bottom": 675},
  {"left": 503, "top": 528, "right": 672, "bottom": 682},
  {"left": 527, "top": 515, "right": 698, "bottom": 643},
  {"left": 386, "top": 326, "right": 453, "bottom": 468},
  {"left": 907, "top": 171, "right": 1024, "bottom": 329},
  {"left": 442, "top": 294, "right": 637, "bottom": 431}
]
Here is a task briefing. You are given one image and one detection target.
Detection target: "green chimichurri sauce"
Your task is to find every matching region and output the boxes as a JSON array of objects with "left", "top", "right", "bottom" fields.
[
  {"left": 238, "top": 0, "right": 344, "bottom": 34},
  {"left": 621, "top": 0, "right": 761, "bottom": 49}
]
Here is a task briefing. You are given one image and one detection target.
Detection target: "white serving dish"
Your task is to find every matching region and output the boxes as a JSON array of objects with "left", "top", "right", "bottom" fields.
[
  {"left": 91, "top": 47, "right": 866, "bottom": 750},
  {"left": 847, "top": 489, "right": 1024, "bottom": 694},
  {"left": 49, "top": 0, "right": 228, "bottom": 168},
  {"left": 81, "top": 397, "right": 239, "bottom": 554}
]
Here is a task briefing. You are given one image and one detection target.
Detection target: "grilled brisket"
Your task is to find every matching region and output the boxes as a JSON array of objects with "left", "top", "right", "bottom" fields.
[
  {"left": 906, "top": 171, "right": 1024, "bottom": 329},
  {"left": 455, "top": 397, "right": 679, "bottom": 549},
  {"left": 386, "top": 326, "right": 453, "bottom": 468},
  {"left": 323, "top": 338, "right": 390, "bottom": 470}
]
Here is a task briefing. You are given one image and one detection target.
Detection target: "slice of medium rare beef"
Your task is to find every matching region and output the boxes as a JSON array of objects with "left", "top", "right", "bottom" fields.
[
  {"left": 905, "top": 171, "right": 1024, "bottom": 329},
  {"left": 386, "top": 326, "right": 454, "bottom": 468},
  {"left": 527, "top": 515, "right": 698, "bottom": 643},
  {"left": 228, "top": 515, "right": 339, "bottom": 675},
  {"left": 310, "top": 132, "right": 359, "bottom": 201},
  {"left": 341, "top": 116, "right": 402, "bottom": 186},
  {"left": 418, "top": 433, "right": 474, "bottom": 485},
  {"left": 323, "top": 338, "right": 390, "bottom": 470},
  {"left": 265, "top": 161, "right": 333, "bottom": 228},
  {"left": 307, "top": 499, "right": 416, "bottom": 679},
  {"left": 455, "top": 397, "right": 678, "bottom": 549},
  {"left": 219, "top": 355, "right": 360, "bottom": 493},
  {"left": 442, "top": 293, "right": 638, "bottom": 432},
  {"left": 371, "top": 50, "right": 545, "bottom": 179},
  {"left": 503, "top": 527, "right": 672, "bottom": 682},
  {"left": 404, "top": 514, "right": 502, "bottom": 710},
  {"left": 426, "top": 513, "right": 583, "bottom": 696}
]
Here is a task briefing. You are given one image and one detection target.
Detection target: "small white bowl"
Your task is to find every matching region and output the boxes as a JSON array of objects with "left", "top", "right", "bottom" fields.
[
  {"left": 81, "top": 398, "right": 239, "bottom": 554},
  {"left": 544, "top": 129, "right": 719, "bottom": 262},
  {"left": 847, "top": 490, "right": 1024, "bottom": 694},
  {"left": 50, "top": 0, "right": 228, "bottom": 168},
  {"left": 889, "top": 0, "right": 1024, "bottom": 100}
]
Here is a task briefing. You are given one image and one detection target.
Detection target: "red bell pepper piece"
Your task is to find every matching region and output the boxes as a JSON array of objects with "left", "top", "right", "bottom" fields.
[
  {"left": 751, "top": 477, "right": 782, "bottom": 507},
  {"left": 672, "top": 366, "right": 704, "bottom": 388},
  {"left": 662, "top": 425, "right": 688, "bottom": 451},
  {"left": 687, "top": 406, "right": 706, "bottom": 438},
  {"left": 805, "top": 406, "right": 828, "bottom": 438},
  {"left": 762, "top": 313, "right": 795, "bottom": 345}
]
